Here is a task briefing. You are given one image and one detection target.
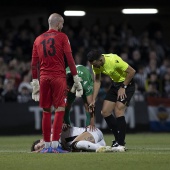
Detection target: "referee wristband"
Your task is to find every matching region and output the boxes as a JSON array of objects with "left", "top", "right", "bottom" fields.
[{"left": 121, "top": 83, "right": 127, "bottom": 89}]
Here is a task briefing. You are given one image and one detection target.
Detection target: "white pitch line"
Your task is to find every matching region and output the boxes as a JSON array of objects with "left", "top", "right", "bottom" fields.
[
  {"left": 129, "top": 148, "right": 170, "bottom": 151},
  {"left": 0, "top": 151, "right": 27, "bottom": 153}
]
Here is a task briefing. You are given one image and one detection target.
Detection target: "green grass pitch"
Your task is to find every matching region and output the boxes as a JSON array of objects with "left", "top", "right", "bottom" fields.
[{"left": 0, "top": 133, "right": 170, "bottom": 170}]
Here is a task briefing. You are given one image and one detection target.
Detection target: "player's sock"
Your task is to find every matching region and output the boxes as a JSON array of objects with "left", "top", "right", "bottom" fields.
[
  {"left": 51, "top": 141, "right": 59, "bottom": 148},
  {"left": 75, "top": 141, "right": 101, "bottom": 151},
  {"left": 52, "top": 111, "right": 65, "bottom": 142},
  {"left": 44, "top": 142, "right": 51, "bottom": 148},
  {"left": 116, "top": 116, "right": 126, "bottom": 146},
  {"left": 104, "top": 114, "right": 118, "bottom": 141},
  {"left": 85, "top": 111, "right": 91, "bottom": 126},
  {"left": 42, "top": 112, "right": 51, "bottom": 143}
]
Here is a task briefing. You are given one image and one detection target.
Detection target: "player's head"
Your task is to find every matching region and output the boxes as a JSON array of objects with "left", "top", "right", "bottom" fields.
[
  {"left": 31, "top": 139, "right": 45, "bottom": 152},
  {"left": 87, "top": 49, "right": 104, "bottom": 68},
  {"left": 48, "top": 13, "right": 64, "bottom": 32},
  {"left": 66, "top": 73, "right": 74, "bottom": 90}
]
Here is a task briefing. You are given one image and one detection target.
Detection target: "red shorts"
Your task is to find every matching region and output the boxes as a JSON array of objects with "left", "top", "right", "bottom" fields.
[{"left": 39, "top": 76, "right": 67, "bottom": 108}]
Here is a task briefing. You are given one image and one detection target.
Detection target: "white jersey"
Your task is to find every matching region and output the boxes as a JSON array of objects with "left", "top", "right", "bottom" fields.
[{"left": 60, "top": 127, "right": 105, "bottom": 149}]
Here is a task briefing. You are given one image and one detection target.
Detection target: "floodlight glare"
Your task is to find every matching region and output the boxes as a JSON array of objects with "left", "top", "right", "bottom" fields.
[
  {"left": 64, "top": 11, "right": 86, "bottom": 16},
  {"left": 122, "top": 8, "right": 158, "bottom": 14}
]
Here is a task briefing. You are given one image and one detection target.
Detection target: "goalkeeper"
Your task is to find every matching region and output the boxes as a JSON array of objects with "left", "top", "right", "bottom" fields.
[
  {"left": 30, "top": 13, "right": 83, "bottom": 153},
  {"left": 65, "top": 65, "right": 95, "bottom": 131}
]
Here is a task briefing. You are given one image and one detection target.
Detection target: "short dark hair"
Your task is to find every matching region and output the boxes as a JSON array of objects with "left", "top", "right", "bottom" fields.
[
  {"left": 31, "top": 139, "right": 40, "bottom": 152},
  {"left": 66, "top": 73, "right": 74, "bottom": 88},
  {"left": 87, "top": 49, "right": 102, "bottom": 62}
]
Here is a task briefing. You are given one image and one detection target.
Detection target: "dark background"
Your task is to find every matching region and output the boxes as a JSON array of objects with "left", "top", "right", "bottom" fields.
[
  {"left": 1, "top": 0, "right": 170, "bottom": 44},
  {"left": 0, "top": 0, "right": 169, "bottom": 15},
  {"left": 0, "top": 1, "right": 170, "bottom": 134}
]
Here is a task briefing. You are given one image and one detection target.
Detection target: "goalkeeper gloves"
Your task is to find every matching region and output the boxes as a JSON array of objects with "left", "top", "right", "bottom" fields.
[
  {"left": 30, "top": 79, "right": 40, "bottom": 101},
  {"left": 73, "top": 75, "right": 83, "bottom": 97}
]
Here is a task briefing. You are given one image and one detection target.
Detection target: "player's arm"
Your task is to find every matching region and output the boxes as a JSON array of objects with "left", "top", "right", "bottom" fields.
[
  {"left": 65, "top": 52, "right": 77, "bottom": 75},
  {"left": 116, "top": 55, "right": 136, "bottom": 87},
  {"left": 63, "top": 35, "right": 83, "bottom": 97},
  {"left": 65, "top": 52, "right": 83, "bottom": 97},
  {"left": 31, "top": 41, "right": 39, "bottom": 79},
  {"left": 92, "top": 73, "right": 101, "bottom": 104},
  {"left": 118, "top": 64, "right": 136, "bottom": 101},
  {"left": 122, "top": 65, "right": 136, "bottom": 86},
  {"left": 85, "top": 94, "right": 95, "bottom": 131},
  {"left": 88, "top": 72, "right": 101, "bottom": 113},
  {"left": 30, "top": 41, "right": 40, "bottom": 101},
  {"left": 86, "top": 95, "right": 94, "bottom": 115},
  {"left": 63, "top": 34, "right": 77, "bottom": 76},
  {"left": 89, "top": 108, "right": 95, "bottom": 131}
]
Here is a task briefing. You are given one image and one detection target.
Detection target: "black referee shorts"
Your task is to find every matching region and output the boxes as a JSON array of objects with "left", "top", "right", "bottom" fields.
[{"left": 104, "top": 80, "right": 135, "bottom": 106}]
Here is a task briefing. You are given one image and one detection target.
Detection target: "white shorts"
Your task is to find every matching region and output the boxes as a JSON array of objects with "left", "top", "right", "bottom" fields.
[
  {"left": 60, "top": 127, "right": 106, "bottom": 148},
  {"left": 86, "top": 128, "right": 104, "bottom": 144}
]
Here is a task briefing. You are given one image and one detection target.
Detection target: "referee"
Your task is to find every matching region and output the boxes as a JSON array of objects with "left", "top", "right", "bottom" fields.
[{"left": 87, "top": 49, "right": 136, "bottom": 152}]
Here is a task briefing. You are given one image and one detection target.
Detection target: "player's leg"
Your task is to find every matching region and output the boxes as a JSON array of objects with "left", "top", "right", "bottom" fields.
[
  {"left": 71, "top": 132, "right": 100, "bottom": 151},
  {"left": 84, "top": 94, "right": 93, "bottom": 126},
  {"left": 83, "top": 77, "right": 93, "bottom": 126},
  {"left": 102, "top": 86, "right": 119, "bottom": 145},
  {"left": 84, "top": 102, "right": 91, "bottom": 126},
  {"left": 101, "top": 100, "right": 119, "bottom": 145},
  {"left": 50, "top": 77, "right": 68, "bottom": 153},
  {"left": 41, "top": 108, "right": 52, "bottom": 152},
  {"left": 96, "top": 139, "right": 106, "bottom": 146},
  {"left": 115, "top": 102, "right": 127, "bottom": 145},
  {"left": 112, "top": 81, "right": 135, "bottom": 152},
  {"left": 73, "top": 131, "right": 95, "bottom": 143},
  {"left": 111, "top": 101, "right": 126, "bottom": 152},
  {"left": 98, "top": 102, "right": 128, "bottom": 152},
  {"left": 39, "top": 77, "right": 53, "bottom": 153},
  {"left": 51, "top": 107, "right": 68, "bottom": 153},
  {"left": 87, "top": 127, "right": 113, "bottom": 153},
  {"left": 73, "top": 140, "right": 103, "bottom": 151},
  {"left": 72, "top": 128, "right": 109, "bottom": 152}
]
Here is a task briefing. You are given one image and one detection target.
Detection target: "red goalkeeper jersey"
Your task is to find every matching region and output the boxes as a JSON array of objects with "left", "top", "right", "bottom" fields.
[{"left": 31, "top": 29, "right": 76, "bottom": 78}]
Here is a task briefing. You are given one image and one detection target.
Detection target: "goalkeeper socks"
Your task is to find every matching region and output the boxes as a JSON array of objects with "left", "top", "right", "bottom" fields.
[
  {"left": 42, "top": 112, "right": 51, "bottom": 142},
  {"left": 116, "top": 116, "right": 126, "bottom": 146},
  {"left": 86, "top": 112, "right": 91, "bottom": 126},
  {"left": 51, "top": 141, "right": 59, "bottom": 148},
  {"left": 52, "top": 111, "right": 64, "bottom": 141},
  {"left": 44, "top": 142, "right": 51, "bottom": 148},
  {"left": 75, "top": 141, "right": 100, "bottom": 151},
  {"left": 104, "top": 114, "right": 118, "bottom": 141}
]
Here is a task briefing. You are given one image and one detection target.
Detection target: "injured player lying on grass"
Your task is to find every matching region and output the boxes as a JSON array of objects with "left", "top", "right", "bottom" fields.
[{"left": 31, "top": 125, "right": 113, "bottom": 153}]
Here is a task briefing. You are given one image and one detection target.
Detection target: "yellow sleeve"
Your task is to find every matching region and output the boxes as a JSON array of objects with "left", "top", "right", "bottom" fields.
[
  {"left": 92, "top": 65, "right": 101, "bottom": 74},
  {"left": 115, "top": 55, "right": 128, "bottom": 71}
]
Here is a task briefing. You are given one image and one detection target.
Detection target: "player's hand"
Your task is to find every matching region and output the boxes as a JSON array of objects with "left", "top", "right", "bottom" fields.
[
  {"left": 30, "top": 79, "right": 40, "bottom": 102},
  {"left": 70, "top": 83, "right": 83, "bottom": 97},
  {"left": 73, "top": 75, "right": 83, "bottom": 97},
  {"left": 62, "top": 123, "right": 71, "bottom": 131},
  {"left": 75, "top": 84, "right": 83, "bottom": 97},
  {"left": 117, "top": 87, "right": 127, "bottom": 101},
  {"left": 87, "top": 125, "right": 97, "bottom": 132},
  {"left": 88, "top": 102, "right": 95, "bottom": 113},
  {"left": 70, "top": 84, "right": 76, "bottom": 93}
]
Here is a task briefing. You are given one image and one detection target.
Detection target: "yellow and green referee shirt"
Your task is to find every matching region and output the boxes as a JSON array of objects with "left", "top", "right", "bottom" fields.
[{"left": 92, "top": 54, "right": 128, "bottom": 82}]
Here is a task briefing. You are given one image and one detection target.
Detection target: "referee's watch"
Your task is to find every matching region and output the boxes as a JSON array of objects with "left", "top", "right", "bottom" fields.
[{"left": 121, "top": 84, "right": 127, "bottom": 89}]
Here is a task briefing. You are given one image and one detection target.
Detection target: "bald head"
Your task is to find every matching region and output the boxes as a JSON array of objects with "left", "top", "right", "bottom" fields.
[{"left": 48, "top": 13, "right": 64, "bottom": 31}]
